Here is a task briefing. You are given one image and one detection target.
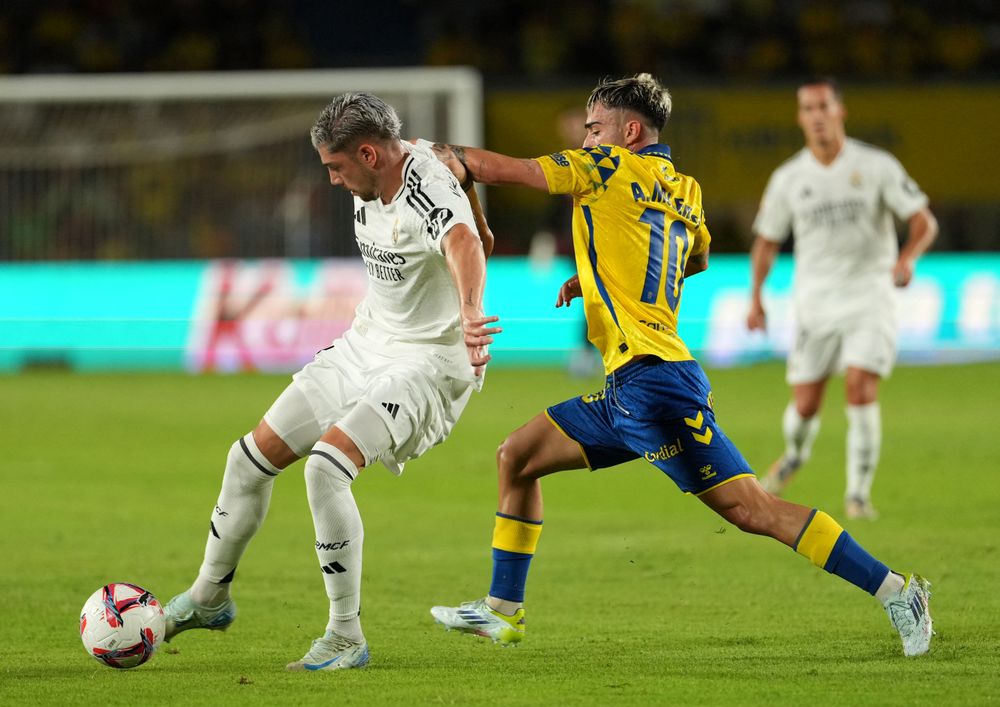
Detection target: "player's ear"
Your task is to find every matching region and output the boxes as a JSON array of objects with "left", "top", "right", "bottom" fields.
[
  {"left": 357, "top": 143, "right": 377, "bottom": 168},
  {"left": 625, "top": 118, "right": 642, "bottom": 145}
]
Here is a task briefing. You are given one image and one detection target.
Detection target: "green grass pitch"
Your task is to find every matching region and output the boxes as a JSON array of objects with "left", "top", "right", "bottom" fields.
[{"left": 1, "top": 362, "right": 998, "bottom": 706}]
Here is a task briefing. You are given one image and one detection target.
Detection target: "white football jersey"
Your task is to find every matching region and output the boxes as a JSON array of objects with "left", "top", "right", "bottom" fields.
[
  {"left": 753, "top": 138, "right": 928, "bottom": 328},
  {"left": 349, "top": 139, "right": 477, "bottom": 374}
]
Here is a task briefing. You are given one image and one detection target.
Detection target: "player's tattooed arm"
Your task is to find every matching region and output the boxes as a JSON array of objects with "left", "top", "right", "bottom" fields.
[
  {"left": 431, "top": 143, "right": 548, "bottom": 191},
  {"left": 432, "top": 143, "right": 473, "bottom": 190},
  {"left": 685, "top": 250, "right": 709, "bottom": 278}
]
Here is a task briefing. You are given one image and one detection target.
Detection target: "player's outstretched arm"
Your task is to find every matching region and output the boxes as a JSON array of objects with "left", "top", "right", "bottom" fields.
[
  {"left": 442, "top": 223, "right": 502, "bottom": 376},
  {"left": 464, "top": 183, "right": 494, "bottom": 258},
  {"left": 894, "top": 207, "right": 938, "bottom": 287},
  {"left": 432, "top": 143, "right": 549, "bottom": 192},
  {"left": 747, "top": 236, "right": 780, "bottom": 331}
]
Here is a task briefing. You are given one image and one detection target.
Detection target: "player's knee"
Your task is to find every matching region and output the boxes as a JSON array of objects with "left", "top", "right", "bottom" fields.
[
  {"left": 496, "top": 436, "right": 533, "bottom": 481},
  {"left": 250, "top": 422, "right": 299, "bottom": 470},
  {"left": 793, "top": 396, "right": 822, "bottom": 418},
  {"left": 797, "top": 402, "right": 820, "bottom": 418},
  {"left": 845, "top": 379, "right": 878, "bottom": 406},
  {"left": 228, "top": 432, "right": 284, "bottom": 480},
  {"left": 303, "top": 447, "right": 353, "bottom": 493},
  {"left": 724, "top": 500, "right": 776, "bottom": 537}
]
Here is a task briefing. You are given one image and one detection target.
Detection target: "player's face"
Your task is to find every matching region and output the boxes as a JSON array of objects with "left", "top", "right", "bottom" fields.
[
  {"left": 797, "top": 84, "right": 846, "bottom": 146},
  {"left": 582, "top": 103, "right": 627, "bottom": 149},
  {"left": 317, "top": 144, "right": 379, "bottom": 201}
]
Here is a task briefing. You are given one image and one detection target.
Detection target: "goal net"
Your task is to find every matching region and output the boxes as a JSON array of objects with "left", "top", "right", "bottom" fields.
[{"left": 0, "top": 67, "right": 482, "bottom": 261}]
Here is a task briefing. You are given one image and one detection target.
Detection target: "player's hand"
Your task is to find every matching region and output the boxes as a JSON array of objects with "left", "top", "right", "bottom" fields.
[
  {"left": 746, "top": 299, "right": 767, "bottom": 331},
  {"left": 463, "top": 313, "right": 502, "bottom": 377},
  {"left": 893, "top": 258, "right": 914, "bottom": 287},
  {"left": 556, "top": 274, "right": 582, "bottom": 307}
]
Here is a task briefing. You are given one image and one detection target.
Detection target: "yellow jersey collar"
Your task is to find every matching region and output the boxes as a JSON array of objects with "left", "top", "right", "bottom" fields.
[{"left": 637, "top": 143, "right": 672, "bottom": 161}]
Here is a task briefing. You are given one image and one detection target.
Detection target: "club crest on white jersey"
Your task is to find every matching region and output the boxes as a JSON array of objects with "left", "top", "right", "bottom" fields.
[{"left": 349, "top": 140, "right": 477, "bottom": 347}]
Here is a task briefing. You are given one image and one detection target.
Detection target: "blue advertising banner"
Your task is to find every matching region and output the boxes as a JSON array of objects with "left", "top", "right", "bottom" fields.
[{"left": 1, "top": 255, "right": 998, "bottom": 372}]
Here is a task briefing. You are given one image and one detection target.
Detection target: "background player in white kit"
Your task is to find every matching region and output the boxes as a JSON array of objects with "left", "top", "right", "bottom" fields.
[
  {"left": 747, "top": 77, "right": 938, "bottom": 519},
  {"left": 160, "top": 92, "right": 500, "bottom": 671}
]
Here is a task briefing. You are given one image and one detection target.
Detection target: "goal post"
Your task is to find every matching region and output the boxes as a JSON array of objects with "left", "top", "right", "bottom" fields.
[{"left": 0, "top": 67, "right": 483, "bottom": 260}]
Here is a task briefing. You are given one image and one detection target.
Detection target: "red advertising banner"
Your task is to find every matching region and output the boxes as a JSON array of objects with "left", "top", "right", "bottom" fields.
[{"left": 185, "top": 260, "right": 367, "bottom": 373}]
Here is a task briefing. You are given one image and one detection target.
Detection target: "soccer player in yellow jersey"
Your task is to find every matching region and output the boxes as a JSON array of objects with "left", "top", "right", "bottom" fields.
[{"left": 429, "top": 74, "right": 932, "bottom": 657}]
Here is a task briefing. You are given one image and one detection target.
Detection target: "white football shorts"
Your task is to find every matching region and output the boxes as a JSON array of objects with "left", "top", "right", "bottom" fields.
[
  {"left": 264, "top": 327, "right": 476, "bottom": 474},
  {"left": 786, "top": 318, "right": 896, "bottom": 384}
]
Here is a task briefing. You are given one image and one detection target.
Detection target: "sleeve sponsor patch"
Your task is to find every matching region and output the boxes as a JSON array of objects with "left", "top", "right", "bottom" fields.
[
  {"left": 547, "top": 152, "right": 570, "bottom": 167},
  {"left": 424, "top": 207, "right": 455, "bottom": 240}
]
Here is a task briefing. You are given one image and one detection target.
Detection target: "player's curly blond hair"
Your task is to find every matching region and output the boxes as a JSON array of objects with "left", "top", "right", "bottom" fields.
[
  {"left": 588, "top": 73, "right": 672, "bottom": 132},
  {"left": 310, "top": 92, "right": 402, "bottom": 152}
]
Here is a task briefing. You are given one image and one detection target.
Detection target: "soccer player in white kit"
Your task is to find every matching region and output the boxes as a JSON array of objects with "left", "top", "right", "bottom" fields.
[
  {"left": 747, "top": 77, "right": 938, "bottom": 519},
  {"left": 160, "top": 92, "right": 501, "bottom": 671}
]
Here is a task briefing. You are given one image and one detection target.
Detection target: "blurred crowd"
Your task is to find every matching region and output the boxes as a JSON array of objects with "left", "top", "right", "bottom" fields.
[
  {"left": 0, "top": 0, "right": 998, "bottom": 80},
  {"left": 2, "top": 1, "right": 998, "bottom": 260}
]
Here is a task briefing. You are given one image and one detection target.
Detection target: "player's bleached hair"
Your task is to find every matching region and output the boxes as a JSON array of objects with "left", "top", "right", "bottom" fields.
[
  {"left": 310, "top": 92, "right": 402, "bottom": 152},
  {"left": 588, "top": 73, "right": 672, "bottom": 132}
]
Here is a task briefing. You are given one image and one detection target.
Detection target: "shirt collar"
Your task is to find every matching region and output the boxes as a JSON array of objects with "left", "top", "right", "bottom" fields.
[{"left": 637, "top": 143, "right": 672, "bottom": 160}]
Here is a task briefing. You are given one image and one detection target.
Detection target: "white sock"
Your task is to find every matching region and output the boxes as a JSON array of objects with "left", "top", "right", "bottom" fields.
[
  {"left": 846, "top": 402, "right": 881, "bottom": 502},
  {"left": 875, "top": 571, "right": 906, "bottom": 604},
  {"left": 782, "top": 402, "right": 820, "bottom": 465},
  {"left": 305, "top": 441, "right": 365, "bottom": 643},
  {"left": 192, "top": 433, "right": 281, "bottom": 607}
]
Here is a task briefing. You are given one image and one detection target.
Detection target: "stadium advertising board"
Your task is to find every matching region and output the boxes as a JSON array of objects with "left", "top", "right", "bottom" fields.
[{"left": 1, "top": 255, "right": 997, "bottom": 372}]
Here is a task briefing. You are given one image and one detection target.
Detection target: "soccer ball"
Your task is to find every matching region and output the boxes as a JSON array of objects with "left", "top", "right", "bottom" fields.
[{"left": 79, "top": 583, "right": 166, "bottom": 669}]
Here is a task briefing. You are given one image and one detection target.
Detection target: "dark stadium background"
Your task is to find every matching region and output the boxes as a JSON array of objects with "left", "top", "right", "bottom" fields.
[{"left": 1, "top": 0, "right": 997, "bottom": 258}]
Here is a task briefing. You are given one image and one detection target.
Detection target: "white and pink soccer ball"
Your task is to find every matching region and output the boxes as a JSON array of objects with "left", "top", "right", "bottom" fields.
[{"left": 79, "top": 583, "right": 165, "bottom": 669}]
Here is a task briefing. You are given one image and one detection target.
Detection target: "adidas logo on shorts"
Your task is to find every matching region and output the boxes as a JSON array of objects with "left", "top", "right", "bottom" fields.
[{"left": 381, "top": 402, "right": 400, "bottom": 419}]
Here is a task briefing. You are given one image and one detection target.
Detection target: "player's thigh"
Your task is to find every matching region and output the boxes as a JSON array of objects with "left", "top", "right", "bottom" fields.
[
  {"left": 842, "top": 322, "right": 895, "bottom": 382},
  {"left": 261, "top": 381, "right": 323, "bottom": 462},
  {"left": 787, "top": 326, "right": 841, "bottom": 386},
  {"left": 544, "top": 391, "right": 638, "bottom": 474},
  {"left": 624, "top": 406, "right": 755, "bottom": 495},
  {"left": 499, "top": 412, "right": 589, "bottom": 479},
  {"left": 844, "top": 366, "right": 881, "bottom": 405},
  {"left": 363, "top": 367, "right": 474, "bottom": 467},
  {"left": 268, "top": 336, "right": 378, "bottom": 458}
]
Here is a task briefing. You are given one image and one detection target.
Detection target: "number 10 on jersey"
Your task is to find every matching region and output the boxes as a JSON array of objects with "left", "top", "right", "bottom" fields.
[{"left": 639, "top": 208, "right": 690, "bottom": 311}]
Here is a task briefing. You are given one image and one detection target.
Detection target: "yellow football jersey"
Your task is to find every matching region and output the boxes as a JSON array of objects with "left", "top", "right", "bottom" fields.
[{"left": 535, "top": 143, "right": 711, "bottom": 374}]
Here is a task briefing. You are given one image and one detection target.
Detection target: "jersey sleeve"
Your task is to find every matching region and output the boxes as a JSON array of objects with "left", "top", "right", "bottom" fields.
[
  {"left": 689, "top": 215, "right": 712, "bottom": 258},
  {"left": 686, "top": 181, "right": 711, "bottom": 257},
  {"left": 879, "top": 153, "right": 929, "bottom": 220},
  {"left": 752, "top": 169, "right": 792, "bottom": 243},
  {"left": 534, "top": 148, "right": 610, "bottom": 197},
  {"left": 412, "top": 165, "right": 478, "bottom": 255}
]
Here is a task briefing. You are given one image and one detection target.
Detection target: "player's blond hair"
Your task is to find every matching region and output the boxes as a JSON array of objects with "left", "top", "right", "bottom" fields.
[
  {"left": 588, "top": 73, "right": 672, "bottom": 132},
  {"left": 310, "top": 92, "right": 402, "bottom": 152}
]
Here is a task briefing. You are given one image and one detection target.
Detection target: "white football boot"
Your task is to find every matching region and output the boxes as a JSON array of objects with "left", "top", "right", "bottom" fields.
[
  {"left": 430, "top": 597, "right": 525, "bottom": 646},
  {"left": 163, "top": 590, "right": 236, "bottom": 641},
  {"left": 884, "top": 574, "right": 933, "bottom": 656},
  {"left": 286, "top": 631, "right": 370, "bottom": 671}
]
